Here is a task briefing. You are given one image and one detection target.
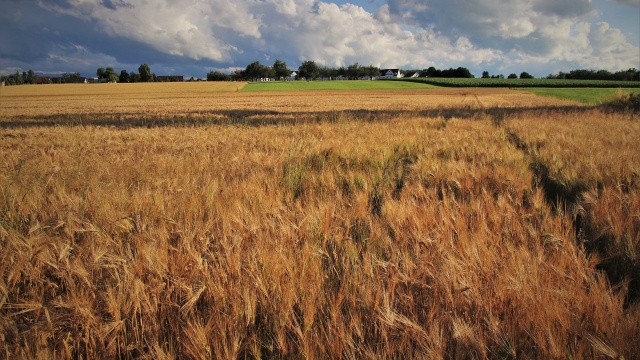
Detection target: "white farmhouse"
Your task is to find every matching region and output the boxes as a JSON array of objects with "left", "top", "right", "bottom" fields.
[{"left": 379, "top": 69, "right": 403, "bottom": 79}]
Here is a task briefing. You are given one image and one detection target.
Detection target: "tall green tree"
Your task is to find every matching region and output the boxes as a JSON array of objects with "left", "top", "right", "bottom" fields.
[
  {"left": 245, "top": 61, "right": 262, "bottom": 80},
  {"left": 119, "top": 70, "right": 130, "bottom": 83},
  {"left": 231, "top": 69, "right": 246, "bottom": 81},
  {"left": 273, "top": 59, "right": 291, "bottom": 80},
  {"left": 130, "top": 72, "right": 141, "bottom": 83},
  {"left": 298, "top": 60, "right": 319, "bottom": 80},
  {"left": 519, "top": 71, "right": 534, "bottom": 79},
  {"left": 25, "top": 70, "right": 36, "bottom": 84},
  {"left": 366, "top": 65, "right": 380, "bottom": 78},
  {"left": 138, "top": 64, "right": 153, "bottom": 82},
  {"left": 347, "top": 63, "right": 361, "bottom": 80},
  {"left": 98, "top": 67, "right": 119, "bottom": 82},
  {"left": 245, "top": 61, "right": 274, "bottom": 80},
  {"left": 207, "top": 71, "right": 231, "bottom": 81}
]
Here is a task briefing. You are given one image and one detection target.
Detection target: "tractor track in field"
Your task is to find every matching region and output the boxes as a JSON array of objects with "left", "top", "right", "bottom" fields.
[{"left": 503, "top": 125, "right": 639, "bottom": 307}]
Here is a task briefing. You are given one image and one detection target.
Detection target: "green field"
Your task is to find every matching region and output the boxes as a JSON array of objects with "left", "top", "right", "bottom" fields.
[
  {"left": 240, "top": 78, "right": 640, "bottom": 104},
  {"left": 522, "top": 88, "right": 640, "bottom": 104},
  {"left": 242, "top": 80, "right": 439, "bottom": 91},
  {"left": 396, "top": 77, "right": 640, "bottom": 88}
]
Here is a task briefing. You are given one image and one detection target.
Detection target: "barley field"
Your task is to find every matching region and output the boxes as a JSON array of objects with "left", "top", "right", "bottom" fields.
[{"left": 0, "top": 83, "right": 638, "bottom": 359}]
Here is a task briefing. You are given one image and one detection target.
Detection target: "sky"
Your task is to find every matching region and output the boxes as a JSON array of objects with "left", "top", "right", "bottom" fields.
[{"left": 0, "top": 0, "right": 638, "bottom": 79}]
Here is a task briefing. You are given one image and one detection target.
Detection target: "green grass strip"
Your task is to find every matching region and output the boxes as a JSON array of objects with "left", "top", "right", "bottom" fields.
[
  {"left": 396, "top": 78, "right": 640, "bottom": 88},
  {"left": 522, "top": 88, "right": 640, "bottom": 104}
]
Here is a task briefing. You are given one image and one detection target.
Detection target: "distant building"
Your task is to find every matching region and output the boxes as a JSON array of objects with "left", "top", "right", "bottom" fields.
[
  {"left": 35, "top": 76, "right": 52, "bottom": 84},
  {"left": 64, "top": 77, "right": 92, "bottom": 84},
  {"left": 379, "top": 69, "right": 403, "bottom": 79}
]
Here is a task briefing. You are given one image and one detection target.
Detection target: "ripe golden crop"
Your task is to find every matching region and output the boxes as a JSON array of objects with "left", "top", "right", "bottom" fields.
[
  {"left": 1, "top": 82, "right": 579, "bottom": 122},
  {"left": 0, "top": 83, "right": 637, "bottom": 358}
]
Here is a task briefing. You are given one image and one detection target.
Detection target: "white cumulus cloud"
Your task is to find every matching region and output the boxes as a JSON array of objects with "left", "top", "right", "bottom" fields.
[{"left": 2, "top": 0, "right": 633, "bottom": 77}]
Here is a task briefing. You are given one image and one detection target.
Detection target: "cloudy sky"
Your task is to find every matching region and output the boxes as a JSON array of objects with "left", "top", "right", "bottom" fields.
[{"left": 1, "top": 0, "right": 638, "bottom": 78}]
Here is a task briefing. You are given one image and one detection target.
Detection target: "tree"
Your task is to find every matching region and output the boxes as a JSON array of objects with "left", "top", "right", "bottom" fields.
[
  {"left": 107, "top": 68, "right": 117, "bottom": 82},
  {"left": 425, "top": 66, "right": 439, "bottom": 77},
  {"left": 337, "top": 66, "right": 347, "bottom": 78},
  {"left": 231, "top": 69, "right": 246, "bottom": 81},
  {"left": 138, "top": 64, "right": 153, "bottom": 82},
  {"left": 207, "top": 71, "right": 231, "bottom": 81},
  {"left": 366, "top": 65, "right": 380, "bottom": 78},
  {"left": 298, "top": 60, "right": 320, "bottom": 80},
  {"left": 347, "top": 63, "right": 361, "bottom": 79},
  {"left": 482, "top": 71, "right": 490, "bottom": 79},
  {"left": 422, "top": 66, "right": 473, "bottom": 78},
  {"left": 25, "top": 70, "right": 36, "bottom": 84},
  {"left": 130, "top": 72, "right": 141, "bottom": 83},
  {"left": 98, "top": 67, "right": 118, "bottom": 82},
  {"left": 519, "top": 71, "right": 534, "bottom": 79},
  {"left": 119, "top": 70, "right": 130, "bottom": 83},
  {"left": 9, "top": 71, "right": 24, "bottom": 85},
  {"left": 452, "top": 67, "right": 474, "bottom": 78},
  {"left": 263, "top": 67, "right": 275, "bottom": 80},
  {"left": 507, "top": 73, "right": 518, "bottom": 79},
  {"left": 273, "top": 59, "right": 291, "bottom": 80},
  {"left": 245, "top": 61, "right": 274, "bottom": 80}
]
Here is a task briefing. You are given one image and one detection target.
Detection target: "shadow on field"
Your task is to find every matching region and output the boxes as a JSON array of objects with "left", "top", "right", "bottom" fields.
[
  {"left": 0, "top": 105, "right": 595, "bottom": 129},
  {"left": 506, "top": 129, "right": 640, "bottom": 307}
]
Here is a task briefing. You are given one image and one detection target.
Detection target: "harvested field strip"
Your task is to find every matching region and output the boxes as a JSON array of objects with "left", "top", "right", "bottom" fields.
[{"left": 0, "top": 84, "right": 582, "bottom": 120}]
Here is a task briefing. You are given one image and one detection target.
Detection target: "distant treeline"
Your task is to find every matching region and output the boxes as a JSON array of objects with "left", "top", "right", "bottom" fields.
[
  {"left": 0, "top": 64, "right": 160, "bottom": 85},
  {"left": 1, "top": 70, "right": 41, "bottom": 85},
  {"left": 421, "top": 67, "right": 475, "bottom": 78},
  {"left": 210, "top": 61, "right": 639, "bottom": 81},
  {"left": 3, "top": 63, "right": 638, "bottom": 85},
  {"left": 546, "top": 68, "right": 639, "bottom": 81},
  {"left": 207, "top": 60, "right": 381, "bottom": 81}
]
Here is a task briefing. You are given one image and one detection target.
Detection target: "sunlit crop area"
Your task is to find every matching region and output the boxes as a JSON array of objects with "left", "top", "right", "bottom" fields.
[
  {"left": 0, "top": 83, "right": 638, "bottom": 358},
  {"left": 0, "top": 82, "right": 580, "bottom": 124}
]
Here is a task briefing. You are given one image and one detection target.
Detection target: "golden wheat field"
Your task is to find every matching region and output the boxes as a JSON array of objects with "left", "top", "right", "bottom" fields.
[
  {"left": 0, "top": 82, "right": 580, "bottom": 123},
  {"left": 0, "top": 82, "right": 638, "bottom": 359}
]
